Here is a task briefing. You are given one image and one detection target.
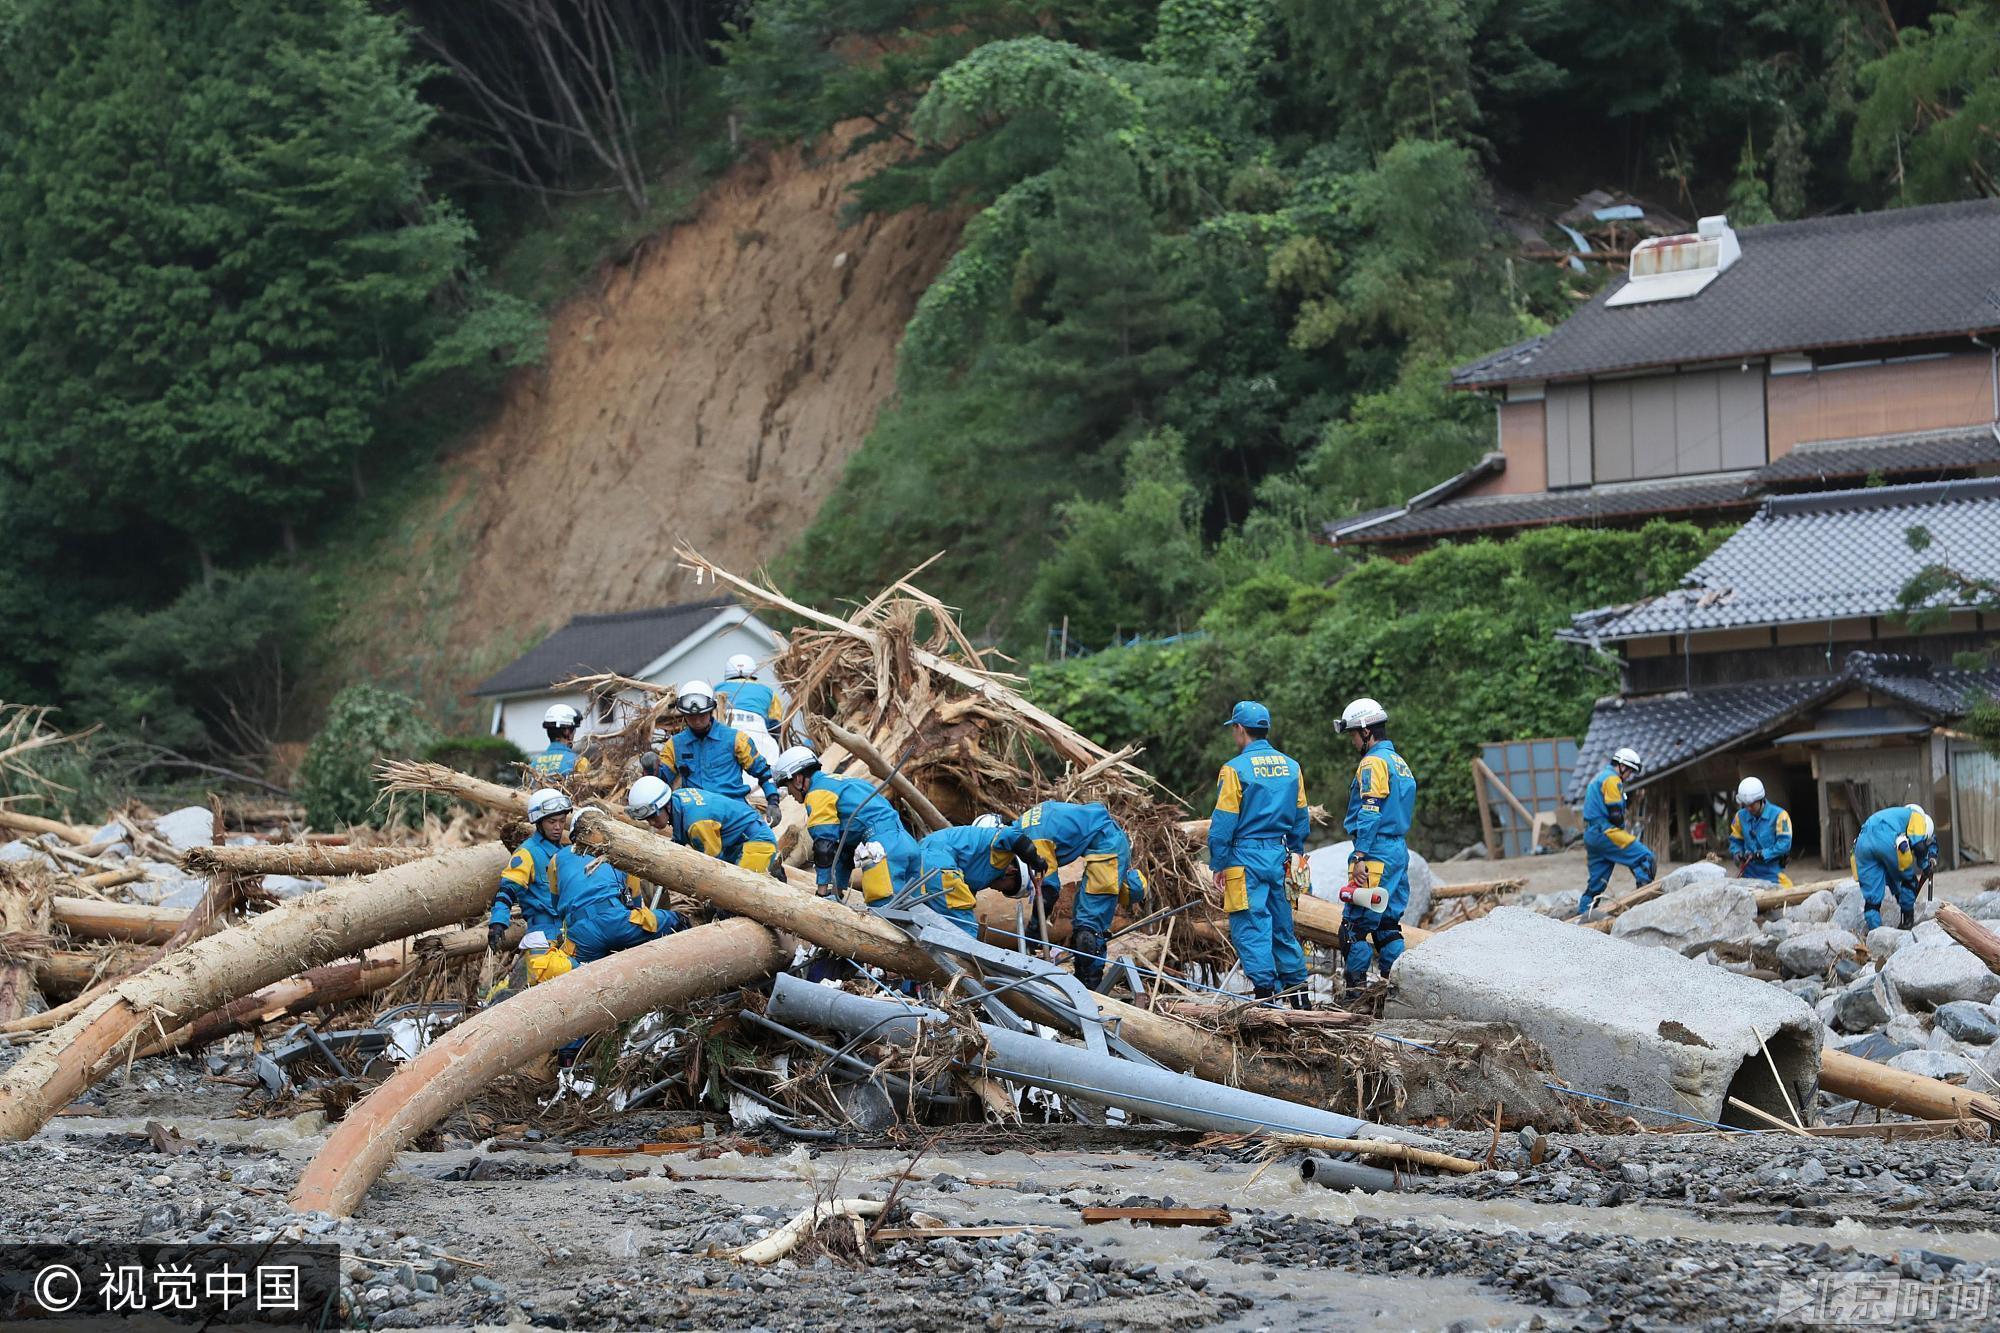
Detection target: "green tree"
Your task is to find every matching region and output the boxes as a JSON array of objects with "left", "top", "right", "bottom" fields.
[
  {"left": 297, "top": 683, "right": 444, "bottom": 828},
  {"left": 1852, "top": 2, "right": 2000, "bottom": 200},
  {"left": 0, "top": 0, "right": 523, "bottom": 565}
]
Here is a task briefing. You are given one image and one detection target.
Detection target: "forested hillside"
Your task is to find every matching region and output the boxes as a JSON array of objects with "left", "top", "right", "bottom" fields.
[{"left": 0, "top": 0, "right": 1993, "bottom": 829}]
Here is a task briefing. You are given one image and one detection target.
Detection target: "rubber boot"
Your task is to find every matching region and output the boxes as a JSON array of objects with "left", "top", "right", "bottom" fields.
[
  {"left": 1252, "top": 983, "right": 1276, "bottom": 1002},
  {"left": 1288, "top": 990, "right": 1311, "bottom": 1012}
]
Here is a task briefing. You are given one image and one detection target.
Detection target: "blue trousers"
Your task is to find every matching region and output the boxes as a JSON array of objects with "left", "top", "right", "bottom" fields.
[
  {"left": 1854, "top": 848, "right": 1919, "bottom": 933},
  {"left": 566, "top": 905, "right": 680, "bottom": 963},
  {"left": 1580, "top": 832, "right": 1655, "bottom": 915},
  {"left": 1224, "top": 845, "right": 1306, "bottom": 992}
]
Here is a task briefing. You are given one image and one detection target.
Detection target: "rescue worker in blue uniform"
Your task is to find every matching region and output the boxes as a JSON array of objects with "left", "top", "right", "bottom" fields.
[
  {"left": 1728, "top": 776, "right": 1793, "bottom": 885},
  {"left": 1020, "top": 799, "right": 1148, "bottom": 989},
  {"left": 1209, "top": 700, "right": 1310, "bottom": 1006},
  {"left": 1853, "top": 803, "right": 1938, "bottom": 932},
  {"left": 1579, "top": 746, "right": 1655, "bottom": 918},
  {"left": 627, "top": 775, "right": 781, "bottom": 875},
  {"left": 555, "top": 810, "right": 682, "bottom": 963},
  {"left": 656, "top": 679, "right": 780, "bottom": 808},
  {"left": 913, "top": 815, "right": 1051, "bottom": 938},
  {"left": 715, "top": 654, "right": 785, "bottom": 733},
  {"left": 773, "top": 746, "right": 922, "bottom": 908},
  {"left": 529, "top": 703, "right": 591, "bottom": 779},
  {"left": 488, "top": 788, "right": 571, "bottom": 949},
  {"left": 1335, "top": 697, "right": 1416, "bottom": 992}
]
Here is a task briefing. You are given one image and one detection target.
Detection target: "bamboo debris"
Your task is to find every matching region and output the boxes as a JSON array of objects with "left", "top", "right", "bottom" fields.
[
  {"left": 817, "top": 716, "right": 950, "bottom": 833},
  {"left": 0, "top": 846, "right": 503, "bottom": 1141},
  {"left": 182, "top": 844, "right": 428, "bottom": 877}
]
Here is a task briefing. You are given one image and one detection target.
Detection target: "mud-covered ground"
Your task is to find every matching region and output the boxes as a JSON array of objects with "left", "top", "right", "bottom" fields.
[{"left": 4, "top": 1054, "right": 1999, "bottom": 1332}]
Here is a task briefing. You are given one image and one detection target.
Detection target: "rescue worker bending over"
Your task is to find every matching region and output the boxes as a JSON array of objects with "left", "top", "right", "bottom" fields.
[
  {"left": 1336, "top": 698, "right": 1416, "bottom": 993},
  {"left": 1729, "top": 777, "right": 1793, "bottom": 885},
  {"left": 714, "top": 653, "right": 784, "bottom": 767},
  {"left": 913, "top": 814, "right": 1050, "bottom": 938},
  {"left": 1579, "top": 746, "right": 1655, "bottom": 918},
  {"left": 1853, "top": 803, "right": 1938, "bottom": 932},
  {"left": 627, "top": 775, "right": 780, "bottom": 875},
  {"left": 556, "top": 810, "right": 682, "bottom": 963},
  {"left": 530, "top": 704, "right": 592, "bottom": 779},
  {"left": 1020, "top": 800, "right": 1147, "bottom": 990},
  {"left": 656, "top": 679, "right": 780, "bottom": 809},
  {"left": 773, "top": 746, "right": 922, "bottom": 908},
  {"left": 489, "top": 788, "right": 570, "bottom": 950},
  {"left": 1210, "top": 700, "right": 1311, "bottom": 1006}
]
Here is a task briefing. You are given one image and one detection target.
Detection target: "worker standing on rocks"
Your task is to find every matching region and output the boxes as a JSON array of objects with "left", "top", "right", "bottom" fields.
[
  {"left": 912, "top": 814, "right": 1052, "bottom": 938},
  {"left": 1578, "top": 746, "right": 1655, "bottom": 919},
  {"left": 488, "top": 788, "right": 571, "bottom": 951},
  {"left": 626, "top": 774, "right": 781, "bottom": 875},
  {"left": 555, "top": 810, "right": 682, "bottom": 964},
  {"left": 656, "top": 679, "right": 781, "bottom": 811},
  {"left": 1729, "top": 777, "right": 1793, "bottom": 885},
  {"left": 530, "top": 704, "right": 591, "bottom": 779},
  {"left": 1853, "top": 803, "right": 1938, "bottom": 931},
  {"left": 714, "top": 653, "right": 784, "bottom": 767},
  {"left": 1019, "top": 800, "right": 1148, "bottom": 989},
  {"left": 773, "top": 745, "right": 921, "bottom": 908},
  {"left": 1208, "top": 701, "right": 1310, "bottom": 1006},
  {"left": 1335, "top": 698, "right": 1414, "bottom": 995}
]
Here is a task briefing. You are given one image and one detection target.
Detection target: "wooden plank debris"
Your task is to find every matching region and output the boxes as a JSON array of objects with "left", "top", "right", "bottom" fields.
[{"left": 1080, "top": 1206, "right": 1231, "bottom": 1226}]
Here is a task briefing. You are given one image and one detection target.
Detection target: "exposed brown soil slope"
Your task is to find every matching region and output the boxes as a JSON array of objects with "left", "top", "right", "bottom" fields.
[{"left": 397, "top": 128, "right": 959, "bottom": 706}]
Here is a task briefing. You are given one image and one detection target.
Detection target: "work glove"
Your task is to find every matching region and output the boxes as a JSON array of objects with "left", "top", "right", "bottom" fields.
[
  {"left": 1287, "top": 853, "right": 1311, "bottom": 907},
  {"left": 486, "top": 922, "right": 508, "bottom": 953},
  {"left": 628, "top": 905, "right": 659, "bottom": 934}
]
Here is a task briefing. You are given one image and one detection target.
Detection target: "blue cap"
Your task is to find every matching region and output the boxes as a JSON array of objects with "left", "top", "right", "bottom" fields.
[{"left": 1223, "top": 700, "right": 1270, "bottom": 729}]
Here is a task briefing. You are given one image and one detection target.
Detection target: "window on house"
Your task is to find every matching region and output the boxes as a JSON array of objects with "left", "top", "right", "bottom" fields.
[{"left": 1580, "top": 368, "right": 1765, "bottom": 482}]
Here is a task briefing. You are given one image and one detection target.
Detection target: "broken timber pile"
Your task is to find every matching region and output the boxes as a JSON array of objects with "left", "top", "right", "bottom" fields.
[{"left": 182, "top": 843, "right": 428, "bottom": 877}]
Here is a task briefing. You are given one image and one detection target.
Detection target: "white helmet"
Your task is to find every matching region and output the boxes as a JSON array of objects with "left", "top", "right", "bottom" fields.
[
  {"left": 1335, "top": 698, "right": 1388, "bottom": 733},
  {"left": 627, "top": 775, "right": 671, "bottom": 820},
  {"left": 649, "top": 725, "right": 667, "bottom": 747},
  {"left": 526, "top": 788, "right": 574, "bottom": 824},
  {"left": 772, "top": 745, "right": 821, "bottom": 782},
  {"left": 1613, "top": 747, "right": 1643, "bottom": 774},
  {"left": 675, "top": 680, "right": 716, "bottom": 715},
  {"left": 853, "top": 840, "right": 888, "bottom": 871},
  {"left": 972, "top": 813, "right": 1005, "bottom": 830},
  {"left": 1735, "top": 776, "right": 1765, "bottom": 805},
  {"left": 724, "top": 653, "right": 757, "bottom": 681},
  {"left": 543, "top": 703, "right": 581, "bottom": 729}
]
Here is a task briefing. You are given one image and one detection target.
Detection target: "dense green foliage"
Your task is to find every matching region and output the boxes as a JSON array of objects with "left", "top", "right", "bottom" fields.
[
  {"left": 297, "top": 684, "right": 444, "bottom": 828},
  {"left": 1030, "top": 522, "right": 1730, "bottom": 853}
]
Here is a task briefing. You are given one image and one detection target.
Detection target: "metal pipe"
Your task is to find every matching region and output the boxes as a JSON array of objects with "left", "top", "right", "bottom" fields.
[
  {"left": 766, "top": 974, "right": 1426, "bottom": 1144},
  {"left": 1300, "top": 1154, "right": 1399, "bottom": 1193}
]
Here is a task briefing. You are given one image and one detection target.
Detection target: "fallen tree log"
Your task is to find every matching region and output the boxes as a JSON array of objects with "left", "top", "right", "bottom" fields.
[
  {"left": 290, "top": 916, "right": 788, "bottom": 1216},
  {"left": 0, "top": 809, "right": 95, "bottom": 847},
  {"left": 1937, "top": 903, "right": 2000, "bottom": 974},
  {"left": 0, "top": 872, "right": 51, "bottom": 1023},
  {"left": 1293, "top": 893, "right": 1432, "bottom": 950},
  {"left": 35, "top": 947, "right": 156, "bottom": 1000},
  {"left": 0, "top": 846, "right": 504, "bottom": 1141},
  {"left": 817, "top": 717, "right": 950, "bottom": 833},
  {"left": 575, "top": 812, "right": 1348, "bottom": 1109},
  {"left": 182, "top": 844, "right": 428, "bottom": 878},
  {"left": 50, "top": 898, "right": 191, "bottom": 945},
  {"left": 1819, "top": 1047, "right": 2000, "bottom": 1129},
  {"left": 1428, "top": 878, "right": 1526, "bottom": 901}
]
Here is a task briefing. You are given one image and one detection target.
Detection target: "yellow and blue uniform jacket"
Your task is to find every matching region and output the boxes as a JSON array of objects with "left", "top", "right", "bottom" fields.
[
  {"left": 529, "top": 742, "right": 590, "bottom": 778},
  {"left": 1210, "top": 739, "right": 1310, "bottom": 870},
  {"left": 554, "top": 845, "right": 681, "bottom": 963},
  {"left": 916, "top": 823, "right": 1040, "bottom": 916},
  {"left": 1729, "top": 802, "right": 1793, "bottom": 883},
  {"left": 659, "top": 722, "right": 779, "bottom": 803},
  {"left": 490, "top": 830, "right": 564, "bottom": 937},
  {"left": 1853, "top": 805, "right": 1937, "bottom": 927},
  {"left": 1019, "top": 801, "right": 1143, "bottom": 915},
  {"left": 666, "top": 786, "right": 779, "bottom": 872},
  {"left": 715, "top": 678, "right": 785, "bottom": 731},
  {"left": 802, "top": 771, "right": 921, "bottom": 898},
  {"left": 1582, "top": 766, "right": 1639, "bottom": 851},
  {"left": 1342, "top": 738, "right": 1415, "bottom": 919}
]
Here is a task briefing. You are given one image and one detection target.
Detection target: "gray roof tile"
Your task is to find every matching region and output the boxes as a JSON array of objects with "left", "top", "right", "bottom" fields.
[
  {"left": 1570, "top": 479, "right": 2000, "bottom": 639},
  {"left": 1453, "top": 200, "right": 2000, "bottom": 388},
  {"left": 472, "top": 598, "right": 738, "bottom": 697},
  {"left": 1754, "top": 426, "right": 2000, "bottom": 485},
  {"left": 1326, "top": 474, "right": 1758, "bottom": 544}
]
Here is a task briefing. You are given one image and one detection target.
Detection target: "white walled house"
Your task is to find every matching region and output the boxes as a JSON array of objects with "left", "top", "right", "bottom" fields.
[{"left": 471, "top": 598, "right": 787, "bottom": 754}]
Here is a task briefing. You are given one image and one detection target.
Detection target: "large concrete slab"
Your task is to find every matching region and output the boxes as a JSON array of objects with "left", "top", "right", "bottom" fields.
[{"left": 1389, "top": 907, "right": 1823, "bottom": 1129}]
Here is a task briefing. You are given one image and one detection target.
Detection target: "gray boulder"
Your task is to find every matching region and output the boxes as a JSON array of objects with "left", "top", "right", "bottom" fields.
[
  {"left": 1831, "top": 882, "right": 1869, "bottom": 936},
  {"left": 1865, "top": 926, "right": 1910, "bottom": 964},
  {"left": 1612, "top": 881, "right": 1759, "bottom": 955},
  {"left": 1935, "top": 1001, "right": 2000, "bottom": 1045},
  {"left": 1784, "top": 890, "right": 1835, "bottom": 925},
  {"left": 1776, "top": 928, "right": 1859, "bottom": 978},
  {"left": 1887, "top": 1049, "right": 1976, "bottom": 1081},
  {"left": 1830, "top": 971, "right": 1894, "bottom": 1034},
  {"left": 152, "top": 806, "right": 215, "bottom": 853},
  {"left": 1885, "top": 1013, "right": 1932, "bottom": 1048},
  {"left": 1654, "top": 861, "right": 1727, "bottom": 895},
  {"left": 1884, "top": 941, "right": 2000, "bottom": 1010},
  {"left": 1963, "top": 890, "right": 2000, "bottom": 920}
]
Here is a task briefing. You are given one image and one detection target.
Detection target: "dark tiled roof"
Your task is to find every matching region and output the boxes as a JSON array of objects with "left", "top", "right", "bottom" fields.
[
  {"left": 1567, "top": 679, "right": 1835, "bottom": 801},
  {"left": 1569, "top": 651, "right": 2000, "bottom": 799},
  {"left": 1754, "top": 426, "right": 2000, "bottom": 485},
  {"left": 1453, "top": 200, "right": 2000, "bottom": 388},
  {"left": 1569, "top": 479, "right": 2000, "bottom": 638},
  {"left": 472, "top": 598, "right": 738, "bottom": 697},
  {"left": 1326, "top": 474, "right": 1757, "bottom": 544}
]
